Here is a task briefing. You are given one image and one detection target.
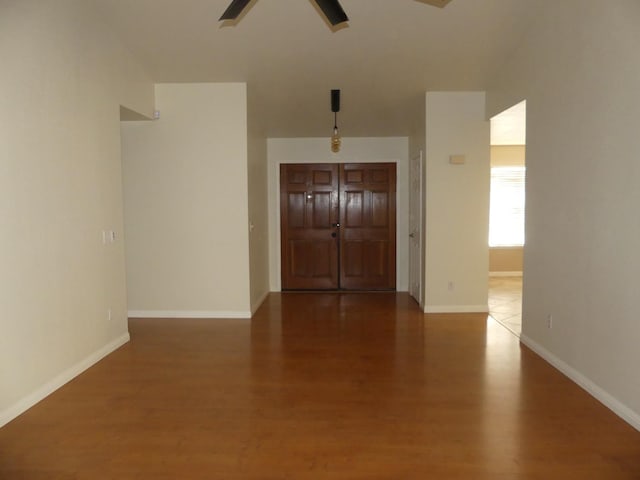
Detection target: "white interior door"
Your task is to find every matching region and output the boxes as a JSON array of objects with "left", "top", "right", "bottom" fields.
[{"left": 409, "top": 151, "right": 424, "bottom": 306}]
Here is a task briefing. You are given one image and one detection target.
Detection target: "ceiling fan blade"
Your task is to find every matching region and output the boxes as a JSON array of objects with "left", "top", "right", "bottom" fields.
[
  {"left": 219, "top": 0, "right": 252, "bottom": 21},
  {"left": 313, "top": 0, "right": 349, "bottom": 26},
  {"left": 415, "top": 0, "right": 453, "bottom": 7}
]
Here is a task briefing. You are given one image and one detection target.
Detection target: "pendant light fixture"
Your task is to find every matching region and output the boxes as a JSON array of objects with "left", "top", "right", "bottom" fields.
[{"left": 331, "top": 89, "right": 341, "bottom": 153}]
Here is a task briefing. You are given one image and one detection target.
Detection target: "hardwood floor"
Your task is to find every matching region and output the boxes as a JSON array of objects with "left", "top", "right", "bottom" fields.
[{"left": 1, "top": 293, "right": 639, "bottom": 478}]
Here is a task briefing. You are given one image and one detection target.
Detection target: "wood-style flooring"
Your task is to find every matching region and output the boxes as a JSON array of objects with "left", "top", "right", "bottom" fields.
[{"left": 1, "top": 293, "right": 639, "bottom": 479}]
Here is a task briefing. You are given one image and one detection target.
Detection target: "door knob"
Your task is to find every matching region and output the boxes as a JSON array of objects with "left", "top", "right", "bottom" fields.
[{"left": 332, "top": 223, "right": 340, "bottom": 228}]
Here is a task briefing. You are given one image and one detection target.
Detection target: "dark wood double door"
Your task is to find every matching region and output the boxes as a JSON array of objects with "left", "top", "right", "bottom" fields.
[{"left": 281, "top": 163, "right": 396, "bottom": 290}]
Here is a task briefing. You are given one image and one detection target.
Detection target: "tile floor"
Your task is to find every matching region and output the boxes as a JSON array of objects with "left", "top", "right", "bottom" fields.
[{"left": 488, "top": 276, "right": 522, "bottom": 336}]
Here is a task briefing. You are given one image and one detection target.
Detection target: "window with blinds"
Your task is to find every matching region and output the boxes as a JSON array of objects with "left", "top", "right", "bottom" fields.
[{"left": 489, "top": 166, "right": 525, "bottom": 247}]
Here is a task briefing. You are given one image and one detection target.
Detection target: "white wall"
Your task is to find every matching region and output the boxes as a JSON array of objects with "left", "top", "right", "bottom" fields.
[
  {"left": 122, "top": 83, "right": 251, "bottom": 318},
  {"left": 424, "top": 92, "right": 490, "bottom": 313},
  {"left": 0, "top": 1, "right": 154, "bottom": 426},
  {"left": 487, "top": 0, "right": 640, "bottom": 429},
  {"left": 267, "top": 137, "right": 410, "bottom": 291}
]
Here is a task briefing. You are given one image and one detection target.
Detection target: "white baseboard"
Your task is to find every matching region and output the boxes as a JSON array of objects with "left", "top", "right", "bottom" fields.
[
  {"left": 520, "top": 334, "right": 640, "bottom": 432},
  {"left": 0, "top": 332, "right": 130, "bottom": 429},
  {"left": 251, "top": 291, "right": 270, "bottom": 316},
  {"left": 489, "top": 271, "right": 523, "bottom": 277},
  {"left": 424, "top": 305, "right": 489, "bottom": 314},
  {"left": 128, "top": 310, "right": 251, "bottom": 319}
]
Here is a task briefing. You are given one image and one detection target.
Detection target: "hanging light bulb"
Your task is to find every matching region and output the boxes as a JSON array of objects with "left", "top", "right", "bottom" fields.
[
  {"left": 331, "top": 118, "right": 341, "bottom": 153},
  {"left": 330, "top": 89, "right": 341, "bottom": 153}
]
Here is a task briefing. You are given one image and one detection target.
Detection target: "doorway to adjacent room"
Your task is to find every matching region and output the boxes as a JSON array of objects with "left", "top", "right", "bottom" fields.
[{"left": 488, "top": 100, "right": 526, "bottom": 336}]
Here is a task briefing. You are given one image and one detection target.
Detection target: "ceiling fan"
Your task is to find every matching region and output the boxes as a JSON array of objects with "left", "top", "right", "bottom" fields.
[{"left": 219, "top": 0, "right": 452, "bottom": 27}]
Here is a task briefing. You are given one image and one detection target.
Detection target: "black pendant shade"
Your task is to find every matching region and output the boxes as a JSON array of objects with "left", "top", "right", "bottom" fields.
[
  {"left": 331, "top": 89, "right": 341, "bottom": 113},
  {"left": 331, "top": 89, "right": 342, "bottom": 153}
]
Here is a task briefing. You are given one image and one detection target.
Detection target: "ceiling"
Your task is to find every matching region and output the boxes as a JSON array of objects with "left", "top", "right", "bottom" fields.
[{"left": 94, "top": 0, "right": 536, "bottom": 138}]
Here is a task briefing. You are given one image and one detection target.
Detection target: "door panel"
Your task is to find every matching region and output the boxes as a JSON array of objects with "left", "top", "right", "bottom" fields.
[
  {"left": 345, "top": 191, "right": 364, "bottom": 226},
  {"left": 340, "top": 163, "right": 396, "bottom": 290},
  {"left": 287, "top": 193, "right": 305, "bottom": 227},
  {"left": 409, "top": 152, "right": 424, "bottom": 305},
  {"left": 371, "top": 191, "right": 390, "bottom": 227},
  {"left": 281, "top": 164, "right": 339, "bottom": 290},
  {"left": 312, "top": 192, "right": 332, "bottom": 226}
]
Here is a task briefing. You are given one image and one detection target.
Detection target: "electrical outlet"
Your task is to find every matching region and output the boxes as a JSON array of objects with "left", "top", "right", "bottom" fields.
[
  {"left": 547, "top": 314, "right": 553, "bottom": 329},
  {"left": 108, "top": 308, "right": 112, "bottom": 321},
  {"left": 448, "top": 281, "right": 454, "bottom": 291}
]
